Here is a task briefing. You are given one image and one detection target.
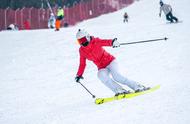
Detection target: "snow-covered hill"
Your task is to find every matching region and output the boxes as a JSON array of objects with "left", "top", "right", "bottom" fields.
[{"left": 0, "top": 0, "right": 190, "bottom": 124}]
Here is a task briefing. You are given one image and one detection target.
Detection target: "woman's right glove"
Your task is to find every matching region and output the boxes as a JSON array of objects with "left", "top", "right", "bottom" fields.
[
  {"left": 112, "top": 38, "right": 120, "bottom": 48},
  {"left": 75, "top": 75, "right": 84, "bottom": 83}
]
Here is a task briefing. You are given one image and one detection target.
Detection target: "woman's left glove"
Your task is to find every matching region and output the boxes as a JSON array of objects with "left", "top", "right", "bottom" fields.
[{"left": 112, "top": 38, "right": 120, "bottom": 48}]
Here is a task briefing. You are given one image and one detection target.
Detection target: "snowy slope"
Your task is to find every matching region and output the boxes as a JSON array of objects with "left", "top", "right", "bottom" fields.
[{"left": 0, "top": 0, "right": 190, "bottom": 124}]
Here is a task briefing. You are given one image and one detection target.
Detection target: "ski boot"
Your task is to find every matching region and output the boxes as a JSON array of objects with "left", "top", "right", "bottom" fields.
[
  {"left": 115, "top": 90, "right": 132, "bottom": 96},
  {"left": 115, "top": 90, "right": 132, "bottom": 99},
  {"left": 135, "top": 85, "right": 150, "bottom": 93}
]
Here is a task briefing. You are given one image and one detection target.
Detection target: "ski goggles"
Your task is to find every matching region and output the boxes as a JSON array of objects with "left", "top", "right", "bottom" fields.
[{"left": 77, "top": 37, "right": 88, "bottom": 45}]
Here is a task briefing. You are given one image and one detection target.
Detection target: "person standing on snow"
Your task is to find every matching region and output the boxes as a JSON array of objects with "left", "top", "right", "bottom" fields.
[
  {"left": 123, "top": 12, "right": 129, "bottom": 23},
  {"left": 55, "top": 6, "right": 64, "bottom": 31},
  {"left": 159, "top": 1, "right": 178, "bottom": 23},
  {"left": 48, "top": 13, "right": 56, "bottom": 29},
  {"left": 75, "top": 29, "right": 149, "bottom": 96},
  {"left": 24, "top": 19, "right": 31, "bottom": 30}
]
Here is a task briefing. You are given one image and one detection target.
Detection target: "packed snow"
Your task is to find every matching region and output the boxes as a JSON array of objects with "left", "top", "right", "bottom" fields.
[{"left": 0, "top": 0, "right": 190, "bottom": 124}]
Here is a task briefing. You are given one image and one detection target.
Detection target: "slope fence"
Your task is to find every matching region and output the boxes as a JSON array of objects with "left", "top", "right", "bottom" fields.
[{"left": 0, "top": 0, "right": 134, "bottom": 30}]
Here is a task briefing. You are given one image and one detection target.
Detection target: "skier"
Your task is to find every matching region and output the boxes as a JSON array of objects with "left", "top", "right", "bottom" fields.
[
  {"left": 123, "top": 12, "right": 129, "bottom": 23},
  {"left": 75, "top": 29, "right": 149, "bottom": 96},
  {"left": 159, "top": 1, "right": 178, "bottom": 23},
  {"left": 48, "top": 13, "right": 56, "bottom": 29},
  {"left": 24, "top": 19, "right": 31, "bottom": 30},
  {"left": 7, "top": 24, "right": 19, "bottom": 31},
  {"left": 55, "top": 6, "right": 64, "bottom": 31}
]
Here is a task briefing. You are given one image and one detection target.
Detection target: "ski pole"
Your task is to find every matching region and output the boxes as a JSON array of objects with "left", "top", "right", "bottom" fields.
[
  {"left": 45, "top": 0, "right": 54, "bottom": 14},
  {"left": 120, "top": 37, "right": 168, "bottom": 46},
  {"left": 78, "top": 81, "right": 96, "bottom": 98}
]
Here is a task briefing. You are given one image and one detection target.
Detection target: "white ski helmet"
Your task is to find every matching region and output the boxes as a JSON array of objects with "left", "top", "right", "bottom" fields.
[{"left": 76, "top": 29, "right": 90, "bottom": 45}]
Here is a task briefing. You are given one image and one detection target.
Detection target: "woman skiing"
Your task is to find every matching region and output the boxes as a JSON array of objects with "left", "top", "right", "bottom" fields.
[{"left": 75, "top": 29, "right": 149, "bottom": 96}]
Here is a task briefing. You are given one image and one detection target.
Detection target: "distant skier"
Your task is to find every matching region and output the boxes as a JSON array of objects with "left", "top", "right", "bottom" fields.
[
  {"left": 55, "top": 6, "right": 64, "bottom": 31},
  {"left": 48, "top": 13, "right": 56, "bottom": 29},
  {"left": 75, "top": 29, "right": 150, "bottom": 96},
  {"left": 24, "top": 19, "right": 31, "bottom": 30},
  {"left": 123, "top": 12, "right": 129, "bottom": 23},
  {"left": 7, "top": 24, "right": 19, "bottom": 31},
  {"left": 159, "top": 1, "right": 178, "bottom": 23}
]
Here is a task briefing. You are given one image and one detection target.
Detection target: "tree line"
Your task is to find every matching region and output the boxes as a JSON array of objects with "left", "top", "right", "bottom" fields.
[{"left": 0, "top": 0, "right": 91, "bottom": 10}]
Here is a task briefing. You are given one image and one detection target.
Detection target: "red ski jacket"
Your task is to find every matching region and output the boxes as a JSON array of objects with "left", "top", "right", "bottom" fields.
[{"left": 76, "top": 37, "right": 115, "bottom": 76}]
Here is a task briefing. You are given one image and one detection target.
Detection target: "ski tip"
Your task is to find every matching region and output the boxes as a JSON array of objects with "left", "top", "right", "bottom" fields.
[
  {"left": 155, "top": 84, "right": 161, "bottom": 88},
  {"left": 95, "top": 98, "right": 104, "bottom": 105},
  {"left": 151, "top": 85, "right": 161, "bottom": 91}
]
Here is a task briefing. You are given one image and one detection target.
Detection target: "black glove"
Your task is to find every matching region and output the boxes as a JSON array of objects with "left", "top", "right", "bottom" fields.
[
  {"left": 112, "top": 38, "right": 117, "bottom": 43},
  {"left": 75, "top": 75, "right": 84, "bottom": 83},
  {"left": 112, "top": 38, "right": 120, "bottom": 48}
]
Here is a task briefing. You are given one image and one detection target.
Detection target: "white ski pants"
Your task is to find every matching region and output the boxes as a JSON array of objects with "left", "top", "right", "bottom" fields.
[{"left": 97, "top": 60, "right": 140, "bottom": 93}]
